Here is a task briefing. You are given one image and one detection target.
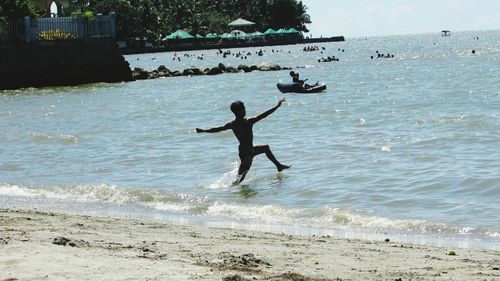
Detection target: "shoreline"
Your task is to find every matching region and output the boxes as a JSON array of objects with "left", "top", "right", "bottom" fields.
[
  {"left": 119, "top": 36, "right": 345, "bottom": 55},
  {"left": 1, "top": 208, "right": 498, "bottom": 280}
]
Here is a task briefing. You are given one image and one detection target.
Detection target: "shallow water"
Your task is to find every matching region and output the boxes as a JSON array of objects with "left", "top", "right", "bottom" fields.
[{"left": 1, "top": 30, "right": 499, "bottom": 249}]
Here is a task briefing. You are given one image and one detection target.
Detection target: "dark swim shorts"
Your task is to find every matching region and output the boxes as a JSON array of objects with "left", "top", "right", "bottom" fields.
[{"left": 239, "top": 147, "right": 255, "bottom": 159}]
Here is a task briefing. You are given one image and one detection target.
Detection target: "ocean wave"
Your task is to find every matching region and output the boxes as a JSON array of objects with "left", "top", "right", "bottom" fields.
[
  {"left": 1, "top": 183, "right": 494, "bottom": 240},
  {"left": 28, "top": 132, "right": 78, "bottom": 145},
  {"left": 0, "top": 183, "right": 208, "bottom": 212},
  {"left": 485, "top": 231, "right": 500, "bottom": 238}
]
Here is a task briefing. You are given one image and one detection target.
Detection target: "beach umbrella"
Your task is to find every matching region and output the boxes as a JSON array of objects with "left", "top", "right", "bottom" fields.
[
  {"left": 228, "top": 18, "right": 256, "bottom": 28},
  {"left": 276, "top": 28, "right": 288, "bottom": 34},
  {"left": 220, "top": 33, "right": 234, "bottom": 39},
  {"left": 163, "top": 29, "right": 195, "bottom": 40},
  {"left": 230, "top": 30, "right": 248, "bottom": 38},
  {"left": 263, "top": 28, "right": 277, "bottom": 35},
  {"left": 250, "top": 31, "right": 264, "bottom": 38},
  {"left": 205, "top": 33, "right": 219, "bottom": 38},
  {"left": 287, "top": 28, "right": 300, "bottom": 34}
]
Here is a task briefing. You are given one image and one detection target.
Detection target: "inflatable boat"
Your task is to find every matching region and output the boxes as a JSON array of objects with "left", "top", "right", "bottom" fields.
[{"left": 277, "top": 82, "right": 326, "bottom": 93}]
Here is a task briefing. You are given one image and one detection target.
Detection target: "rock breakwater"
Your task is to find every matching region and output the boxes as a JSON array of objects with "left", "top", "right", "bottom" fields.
[{"left": 132, "top": 62, "right": 290, "bottom": 80}]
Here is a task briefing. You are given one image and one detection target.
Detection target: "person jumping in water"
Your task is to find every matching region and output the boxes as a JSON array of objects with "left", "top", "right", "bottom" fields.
[{"left": 196, "top": 99, "right": 291, "bottom": 184}]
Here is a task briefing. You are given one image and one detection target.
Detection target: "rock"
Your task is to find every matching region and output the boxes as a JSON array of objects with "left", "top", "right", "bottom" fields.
[
  {"left": 134, "top": 62, "right": 290, "bottom": 80},
  {"left": 148, "top": 71, "right": 159, "bottom": 79},
  {"left": 158, "top": 65, "right": 172, "bottom": 75},
  {"left": 222, "top": 275, "right": 249, "bottom": 281},
  {"left": 217, "top": 63, "right": 227, "bottom": 71},
  {"left": 182, "top": 68, "right": 195, "bottom": 76},
  {"left": 226, "top": 66, "right": 238, "bottom": 73},
  {"left": 158, "top": 71, "right": 171, "bottom": 78},
  {"left": 186, "top": 67, "right": 204, "bottom": 75},
  {"left": 447, "top": 251, "right": 456, "bottom": 256},
  {"left": 132, "top": 70, "right": 149, "bottom": 80},
  {"left": 259, "top": 62, "right": 281, "bottom": 71},
  {"left": 206, "top": 67, "right": 223, "bottom": 75},
  {"left": 52, "top": 236, "right": 71, "bottom": 246},
  {"left": 237, "top": 65, "right": 251, "bottom": 72},
  {"left": 218, "top": 252, "right": 271, "bottom": 268},
  {"left": 52, "top": 236, "right": 88, "bottom": 247},
  {"left": 384, "top": 238, "right": 390, "bottom": 242},
  {"left": 157, "top": 65, "right": 168, "bottom": 72}
]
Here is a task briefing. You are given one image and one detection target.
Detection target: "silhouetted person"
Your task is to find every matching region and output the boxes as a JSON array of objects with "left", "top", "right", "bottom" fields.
[
  {"left": 196, "top": 99, "right": 290, "bottom": 184},
  {"left": 290, "top": 71, "right": 316, "bottom": 89}
]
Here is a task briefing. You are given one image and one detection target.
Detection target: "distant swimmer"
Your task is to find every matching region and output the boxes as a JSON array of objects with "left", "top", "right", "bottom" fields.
[{"left": 196, "top": 99, "right": 290, "bottom": 184}]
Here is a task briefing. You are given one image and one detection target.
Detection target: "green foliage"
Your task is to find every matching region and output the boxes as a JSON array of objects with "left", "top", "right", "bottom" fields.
[
  {"left": 83, "top": 11, "right": 94, "bottom": 19},
  {"left": 0, "top": 0, "right": 42, "bottom": 21},
  {"left": 73, "top": 0, "right": 310, "bottom": 40},
  {"left": 2, "top": 0, "right": 310, "bottom": 39},
  {"left": 268, "top": 0, "right": 310, "bottom": 31},
  {"left": 70, "top": 10, "right": 95, "bottom": 19}
]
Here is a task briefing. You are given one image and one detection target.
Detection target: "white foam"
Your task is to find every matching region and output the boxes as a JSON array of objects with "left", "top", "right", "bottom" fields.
[
  {"left": 206, "top": 161, "right": 239, "bottom": 189},
  {"left": 0, "top": 183, "right": 133, "bottom": 203},
  {"left": 485, "top": 231, "right": 500, "bottom": 238},
  {"left": 147, "top": 201, "right": 192, "bottom": 212},
  {"left": 1, "top": 184, "right": 495, "bottom": 242},
  {"left": 379, "top": 145, "right": 391, "bottom": 152},
  {"left": 203, "top": 202, "right": 436, "bottom": 232},
  {"left": 0, "top": 184, "right": 38, "bottom": 197}
]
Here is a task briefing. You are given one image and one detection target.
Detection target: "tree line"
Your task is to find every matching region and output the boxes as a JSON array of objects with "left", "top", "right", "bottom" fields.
[{"left": 1, "top": 0, "right": 311, "bottom": 40}]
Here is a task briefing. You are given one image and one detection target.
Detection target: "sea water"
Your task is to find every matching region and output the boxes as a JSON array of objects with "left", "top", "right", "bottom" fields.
[{"left": 1, "top": 30, "right": 499, "bottom": 249}]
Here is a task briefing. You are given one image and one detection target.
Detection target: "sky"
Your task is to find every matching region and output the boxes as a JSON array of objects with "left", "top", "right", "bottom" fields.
[{"left": 300, "top": 0, "right": 500, "bottom": 37}]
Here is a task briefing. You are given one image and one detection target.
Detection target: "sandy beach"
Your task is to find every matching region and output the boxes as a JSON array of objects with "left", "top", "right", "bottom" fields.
[{"left": 0, "top": 208, "right": 498, "bottom": 281}]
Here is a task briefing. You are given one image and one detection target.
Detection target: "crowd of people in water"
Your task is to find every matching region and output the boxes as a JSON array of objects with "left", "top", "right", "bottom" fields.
[
  {"left": 371, "top": 51, "right": 394, "bottom": 59},
  {"left": 217, "top": 49, "right": 263, "bottom": 59},
  {"left": 134, "top": 35, "right": 486, "bottom": 67},
  {"left": 135, "top": 44, "right": 411, "bottom": 67},
  {"left": 318, "top": 56, "right": 339, "bottom": 62},
  {"left": 303, "top": 45, "right": 325, "bottom": 52}
]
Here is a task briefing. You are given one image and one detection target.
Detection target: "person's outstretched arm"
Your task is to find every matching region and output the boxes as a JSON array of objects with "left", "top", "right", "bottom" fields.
[
  {"left": 196, "top": 122, "right": 231, "bottom": 133},
  {"left": 251, "top": 98, "right": 286, "bottom": 124}
]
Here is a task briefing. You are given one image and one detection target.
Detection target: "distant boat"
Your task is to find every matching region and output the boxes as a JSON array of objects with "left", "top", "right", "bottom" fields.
[
  {"left": 441, "top": 30, "right": 451, "bottom": 36},
  {"left": 277, "top": 82, "right": 326, "bottom": 94}
]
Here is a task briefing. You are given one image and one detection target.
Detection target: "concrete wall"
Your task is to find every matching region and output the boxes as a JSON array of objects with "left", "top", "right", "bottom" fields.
[{"left": 0, "top": 40, "right": 132, "bottom": 90}]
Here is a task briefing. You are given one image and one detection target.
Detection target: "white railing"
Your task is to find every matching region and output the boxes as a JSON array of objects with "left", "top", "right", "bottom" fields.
[{"left": 0, "top": 13, "right": 116, "bottom": 45}]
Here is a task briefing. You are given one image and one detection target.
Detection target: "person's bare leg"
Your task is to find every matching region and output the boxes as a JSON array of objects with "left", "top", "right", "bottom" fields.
[
  {"left": 234, "top": 155, "right": 252, "bottom": 185},
  {"left": 254, "top": 145, "right": 291, "bottom": 172}
]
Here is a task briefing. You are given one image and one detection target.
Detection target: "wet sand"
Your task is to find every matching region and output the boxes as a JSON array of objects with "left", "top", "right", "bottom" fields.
[{"left": 1, "top": 208, "right": 498, "bottom": 281}]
